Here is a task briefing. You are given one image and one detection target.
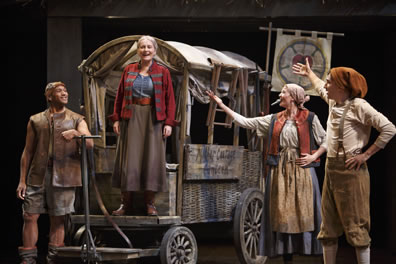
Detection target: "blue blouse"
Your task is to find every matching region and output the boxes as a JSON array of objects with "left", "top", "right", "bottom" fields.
[{"left": 132, "top": 74, "right": 154, "bottom": 98}]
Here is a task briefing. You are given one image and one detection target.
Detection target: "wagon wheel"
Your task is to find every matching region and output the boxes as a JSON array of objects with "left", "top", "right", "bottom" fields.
[
  {"left": 160, "top": 226, "right": 198, "bottom": 264},
  {"left": 72, "top": 225, "right": 106, "bottom": 247},
  {"left": 234, "top": 188, "right": 267, "bottom": 264}
]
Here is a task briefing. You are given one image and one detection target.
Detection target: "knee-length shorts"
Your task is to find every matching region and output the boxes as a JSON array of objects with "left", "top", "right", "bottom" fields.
[
  {"left": 23, "top": 167, "right": 76, "bottom": 216},
  {"left": 317, "top": 157, "right": 371, "bottom": 247}
]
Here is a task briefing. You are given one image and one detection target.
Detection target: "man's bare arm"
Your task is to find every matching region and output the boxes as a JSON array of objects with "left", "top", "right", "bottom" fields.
[{"left": 17, "top": 121, "right": 35, "bottom": 200}]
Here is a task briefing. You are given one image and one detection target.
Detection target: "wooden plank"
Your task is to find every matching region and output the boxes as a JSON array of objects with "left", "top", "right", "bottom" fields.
[
  {"left": 166, "top": 171, "right": 177, "bottom": 216},
  {"left": 225, "top": 69, "right": 239, "bottom": 125},
  {"left": 184, "top": 144, "right": 244, "bottom": 180},
  {"left": 70, "top": 215, "right": 181, "bottom": 227},
  {"left": 206, "top": 64, "right": 221, "bottom": 126},
  {"left": 213, "top": 122, "right": 231, "bottom": 127},
  {"left": 56, "top": 246, "right": 160, "bottom": 261},
  {"left": 158, "top": 216, "right": 181, "bottom": 225},
  {"left": 94, "top": 147, "right": 116, "bottom": 173},
  {"left": 207, "top": 64, "right": 222, "bottom": 144},
  {"left": 233, "top": 91, "right": 241, "bottom": 146},
  {"left": 239, "top": 69, "right": 247, "bottom": 117},
  {"left": 177, "top": 66, "right": 190, "bottom": 217},
  {"left": 138, "top": 248, "right": 160, "bottom": 257}
]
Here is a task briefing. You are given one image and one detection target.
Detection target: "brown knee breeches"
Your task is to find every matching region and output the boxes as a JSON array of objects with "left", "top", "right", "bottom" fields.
[{"left": 317, "top": 157, "right": 371, "bottom": 247}]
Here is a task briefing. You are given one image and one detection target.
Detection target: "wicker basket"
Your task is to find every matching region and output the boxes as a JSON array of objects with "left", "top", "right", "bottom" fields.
[{"left": 181, "top": 150, "right": 262, "bottom": 224}]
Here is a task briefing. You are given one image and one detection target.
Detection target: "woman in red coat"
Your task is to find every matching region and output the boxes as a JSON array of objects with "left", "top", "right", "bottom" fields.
[{"left": 110, "top": 36, "right": 178, "bottom": 216}]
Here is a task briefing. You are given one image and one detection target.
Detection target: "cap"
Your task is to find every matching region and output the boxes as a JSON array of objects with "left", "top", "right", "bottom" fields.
[{"left": 45, "top": 81, "right": 65, "bottom": 93}]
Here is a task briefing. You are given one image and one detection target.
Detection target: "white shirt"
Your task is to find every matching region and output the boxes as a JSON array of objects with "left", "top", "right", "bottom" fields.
[
  {"left": 312, "top": 78, "right": 396, "bottom": 157},
  {"left": 231, "top": 112, "right": 327, "bottom": 150}
]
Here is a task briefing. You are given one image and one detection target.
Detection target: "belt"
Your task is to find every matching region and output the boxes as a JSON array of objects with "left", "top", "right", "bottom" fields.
[{"left": 132, "top": 97, "right": 152, "bottom": 105}]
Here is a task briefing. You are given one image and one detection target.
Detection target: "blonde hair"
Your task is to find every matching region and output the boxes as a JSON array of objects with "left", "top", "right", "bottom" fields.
[{"left": 137, "top": 35, "right": 158, "bottom": 51}]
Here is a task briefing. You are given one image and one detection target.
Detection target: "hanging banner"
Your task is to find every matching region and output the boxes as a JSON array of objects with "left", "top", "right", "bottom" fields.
[{"left": 271, "top": 29, "right": 332, "bottom": 95}]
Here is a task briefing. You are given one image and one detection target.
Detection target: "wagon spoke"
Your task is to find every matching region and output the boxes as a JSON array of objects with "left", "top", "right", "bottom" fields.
[
  {"left": 248, "top": 235, "right": 253, "bottom": 256},
  {"left": 170, "top": 241, "right": 178, "bottom": 250},
  {"left": 249, "top": 204, "right": 255, "bottom": 222},
  {"left": 244, "top": 219, "right": 252, "bottom": 229},
  {"left": 183, "top": 240, "right": 191, "bottom": 248},
  {"left": 253, "top": 236, "right": 258, "bottom": 257},
  {"left": 246, "top": 209, "right": 253, "bottom": 224},
  {"left": 244, "top": 228, "right": 252, "bottom": 236},
  {"left": 255, "top": 207, "right": 263, "bottom": 224},
  {"left": 255, "top": 229, "right": 260, "bottom": 238},
  {"left": 253, "top": 201, "right": 259, "bottom": 222},
  {"left": 246, "top": 232, "right": 253, "bottom": 246}
]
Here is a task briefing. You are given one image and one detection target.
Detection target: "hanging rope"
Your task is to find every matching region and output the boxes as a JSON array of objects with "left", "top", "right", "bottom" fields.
[{"left": 87, "top": 148, "right": 133, "bottom": 249}]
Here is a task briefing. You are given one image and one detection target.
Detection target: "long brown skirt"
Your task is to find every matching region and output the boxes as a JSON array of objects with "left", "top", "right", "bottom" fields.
[{"left": 112, "top": 104, "right": 167, "bottom": 192}]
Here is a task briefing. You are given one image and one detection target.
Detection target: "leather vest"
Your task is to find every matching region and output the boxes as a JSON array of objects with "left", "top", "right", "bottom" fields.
[
  {"left": 266, "top": 109, "right": 320, "bottom": 167},
  {"left": 27, "top": 108, "right": 84, "bottom": 187}
]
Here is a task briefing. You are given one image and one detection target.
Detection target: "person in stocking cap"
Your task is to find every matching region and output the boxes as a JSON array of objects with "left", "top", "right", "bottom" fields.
[
  {"left": 207, "top": 83, "right": 327, "bottom": 263},
  {"left": 293, "top": 59, "right": 396, "bottom": 264}
]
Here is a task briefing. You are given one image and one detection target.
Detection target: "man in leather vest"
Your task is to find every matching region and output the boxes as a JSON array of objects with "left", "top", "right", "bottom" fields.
[{"left": 16, "top": 82, "right": 93, "bottom": 264}]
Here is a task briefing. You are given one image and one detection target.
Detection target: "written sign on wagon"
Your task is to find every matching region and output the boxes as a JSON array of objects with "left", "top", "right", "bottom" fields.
[{"left": 184, "top": 144, "right": 244, "bottom": 180}]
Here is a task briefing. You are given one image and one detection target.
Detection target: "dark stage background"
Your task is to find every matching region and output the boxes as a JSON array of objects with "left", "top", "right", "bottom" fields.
[{"left": 4, "top": 1, "right": 396, "bottom": 262}]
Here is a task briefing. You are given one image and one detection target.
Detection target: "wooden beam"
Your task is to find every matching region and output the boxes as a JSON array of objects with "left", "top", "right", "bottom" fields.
[{"left": 176, "top": 66, "right": 189, "bottom": 217}]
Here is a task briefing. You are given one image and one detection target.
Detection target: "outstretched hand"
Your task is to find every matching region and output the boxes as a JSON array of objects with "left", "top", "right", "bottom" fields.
[
  {"left": 292, "top": 57, "right": 312, "bottom": 77},
  {"left": 206, "top": 90, "right": 223, "bottom": 105}
]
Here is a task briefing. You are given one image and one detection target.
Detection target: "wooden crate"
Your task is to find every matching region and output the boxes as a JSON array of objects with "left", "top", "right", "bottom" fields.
[
  {"left": 181, "top": 149, "right": 262, "bottom": 224},
  {"left": 84, "top": 171, "right": 177, "bottom": 216},
  {"left": 94, "top": 146, "right": 116, "bottom": 174}
]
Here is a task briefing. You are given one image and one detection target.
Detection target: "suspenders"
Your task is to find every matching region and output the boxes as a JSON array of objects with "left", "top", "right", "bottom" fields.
[{"left": 336, "top": 100, "right": 352, "bottom": 161}]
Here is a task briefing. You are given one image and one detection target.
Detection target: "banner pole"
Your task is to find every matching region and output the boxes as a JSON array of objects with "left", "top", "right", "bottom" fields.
[
  {"left": 259, "top": 26, "right": 344, "bottom": 37},
  {"left": 265, "top": 22, "right": 272, "bottom": 73}
]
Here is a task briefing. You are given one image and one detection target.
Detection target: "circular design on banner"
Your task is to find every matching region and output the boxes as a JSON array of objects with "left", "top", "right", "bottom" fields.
[{"left": 276, "top": 39, "right": 328, "bottom": 89}]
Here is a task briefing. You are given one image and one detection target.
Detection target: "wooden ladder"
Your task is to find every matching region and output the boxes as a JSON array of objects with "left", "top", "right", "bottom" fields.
[{"left": 206, "top": 65, "right": 240, "bottom": 145}]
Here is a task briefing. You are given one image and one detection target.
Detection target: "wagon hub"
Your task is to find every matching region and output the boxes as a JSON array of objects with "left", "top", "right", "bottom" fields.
[{"left": 176, "top": 247, "right": 186, "bottom": 258}]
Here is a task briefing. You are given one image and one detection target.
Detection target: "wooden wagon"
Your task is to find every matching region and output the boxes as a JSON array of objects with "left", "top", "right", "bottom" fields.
[{"left": 57, "top": 35, "right": 272, "bottom": 264}]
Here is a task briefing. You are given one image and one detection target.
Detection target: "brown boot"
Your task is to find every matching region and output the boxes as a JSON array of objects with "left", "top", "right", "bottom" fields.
[
  {"left": 112, "top": 191, "right": 133, "bottom": 216},
  {"left": 144, "top": 191, "right": 158, "bottom": 216},
  {"left": 19, "top": 247, "right": 37, "bottom": 264}
]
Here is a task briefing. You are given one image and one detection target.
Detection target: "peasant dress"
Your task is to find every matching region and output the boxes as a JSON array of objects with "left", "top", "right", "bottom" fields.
[{"left": 233, "top": 112, "right": 326, "bottom": 257}]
